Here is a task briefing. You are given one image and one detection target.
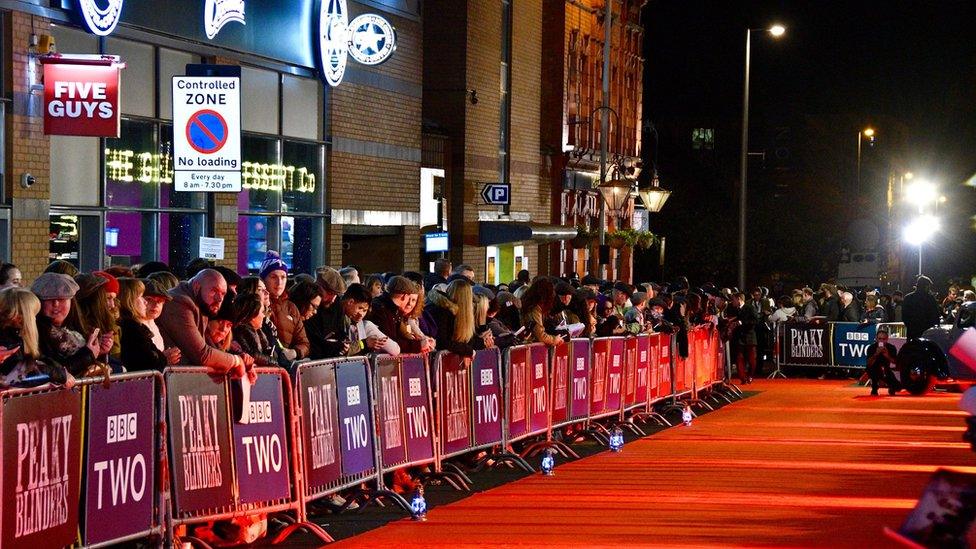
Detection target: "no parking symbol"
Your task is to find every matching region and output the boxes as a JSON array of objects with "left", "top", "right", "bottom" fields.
[{"left": 172, "top": 74, "right": 241, "bottom": 192}]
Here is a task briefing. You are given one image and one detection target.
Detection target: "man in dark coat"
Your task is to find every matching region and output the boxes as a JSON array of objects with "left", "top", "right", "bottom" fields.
[
  {"left": 865, "top": 328, "right": 900, "bottom": 395},
  {"left": 902, "top": 276, "right": 942, "bottom": 339}
]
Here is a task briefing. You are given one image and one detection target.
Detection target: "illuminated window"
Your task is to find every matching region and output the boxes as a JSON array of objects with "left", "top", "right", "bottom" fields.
[{"left": 692, "top": 128, "right": 714, "bottom": 150}]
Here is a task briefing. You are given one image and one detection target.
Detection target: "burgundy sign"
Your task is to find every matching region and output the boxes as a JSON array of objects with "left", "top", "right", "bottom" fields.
[
  {"left": 166, "top": 372, "right": 234, "bottom": 516},
  {"left": 84, "top": 377, "right": 155, "bottom": 545},
  {"left": 506, "top": 346, "right": 529, "bottom": 439},
  {"left": 439, "top": 353, "right": 472, "bottom": 456},
  {"left": 623, "top": 337, "right": 638, "bottom": 407},
  {"left": 298, "top": 363, "right": 342, "bottom": 496},
  {"left": 570, "top": 339, "right": 590, "bottom": 419},
  {"left": 335, "top": 359, "right": 375, "bottom": 476},
  {"left": 634, "top": 334, "right": 650, "bottom": 406},
  {"left": 590, "top": 339, "right": 609, "bottom": 416},
  {"left": 550, "top": 342, "right": 570, "bottom": 424},
  {"left": 375, "top": 358, "right": 408, "bottom": 467},
  {"left": 471, "top": 349, "right": 503, "bottom": 447},
  {"left": 659, "top": 333, "right": 673, "bottom": 396},
  {"left": 606, "top": 338, "right": 625, "bottom": 411},
  {"left": 400, "top": 355, "right": 435, "bottom": 462},
  {"left": 2, "top": 390, "right": 82, "bottom": 549},
  {"left": 232, "top": 374, "right": 291, "bottom": 504},
  {"left": 528, "top": 345, "right": 549, "bottom": 434},
  {"left": 648, "top": 334, "right": 660, "bottom": 400},
  {"left": 43, "top": 60, "right": 122, "bottom": 137}
]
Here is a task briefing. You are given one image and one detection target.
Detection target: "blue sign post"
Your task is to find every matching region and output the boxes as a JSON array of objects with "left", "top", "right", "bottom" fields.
[{"left": 481, "top": 183, "right": 511, "bottom": 205}]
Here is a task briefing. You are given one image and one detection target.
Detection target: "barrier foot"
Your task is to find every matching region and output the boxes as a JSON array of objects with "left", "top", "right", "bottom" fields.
[
  {"left": 520, "top": 439, "right": 581, "bottom": 460},
  {"left": 270, "top": 520, "right": 335, "bottom": 545},
  {"left": 420, "top": 470, "right": 470, "bottom": 491},
  {"left": 345, "top": 487, "right": 412, "bottom": 514},
  {"left": 613, "top": 419, "right": 647, "bottom": 437},
  {"left": 471, "top": 450, "right": 535, "bottom": 473},
  {"left": 443, "top": 461, "right": 476, "bottom": 486},
  {"left": 649, "top": 412, "right": 673, "bottom": 426},
  {"left": 767, "top": 368, "right": 788, "bottom": 379},
  {"left": 661, "top": 403, "right": 691, "bottom": 417},
  {"left": 178, "top": 535, "right": 216, "bottom": 549},
  {"left": 722, "top": 382, "right": 744, "bottom": 397},
  {"left": 577, "top": 427, "right": 610, "bottom": 446},
  {"left": 712, "top": 390, "right": 734, "bottom": 404},
  {"left": 687, "top": 398, "right": 714, "bottom": 412}
]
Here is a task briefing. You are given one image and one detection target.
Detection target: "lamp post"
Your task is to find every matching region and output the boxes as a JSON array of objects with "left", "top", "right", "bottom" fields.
[
  {"left": 738, "top": 24, "right": 785, "bottom": 291},
  {"left": 856, "top": 127, "right": 875, "bottom": 196},
  {"left": 903, "top": 215, "right": 939, "bottom": 277}
]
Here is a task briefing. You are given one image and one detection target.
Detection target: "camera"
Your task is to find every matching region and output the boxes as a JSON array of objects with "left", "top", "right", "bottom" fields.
[{"left": 20, "top": 173, "right": 35, "bottom": 189}]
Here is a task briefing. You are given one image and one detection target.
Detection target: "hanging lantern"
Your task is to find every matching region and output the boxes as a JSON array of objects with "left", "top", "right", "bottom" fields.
[
  {"left": 596, "top": 178, "right": 633, "bottom": 214},
  {"left": 637, "top": 176, "right": 671, "bottom": 213}
]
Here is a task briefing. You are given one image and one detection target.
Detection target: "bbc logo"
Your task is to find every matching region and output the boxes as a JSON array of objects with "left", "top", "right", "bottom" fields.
[{"left": 107, "top": 413, "right": 137, "bottom": 444}]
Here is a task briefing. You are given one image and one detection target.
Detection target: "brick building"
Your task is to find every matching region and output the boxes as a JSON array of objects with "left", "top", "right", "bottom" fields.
[
  {"left": 541, "top": 0, "right": 646, "bottom": 282},
  {"left": 2, "top": 0, "right": 421, "bottom": 282}
]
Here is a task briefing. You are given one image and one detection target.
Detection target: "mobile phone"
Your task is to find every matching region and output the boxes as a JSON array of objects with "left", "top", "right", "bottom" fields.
[{"left": 513, "top": 326, "right": 527, "bottom": 337}]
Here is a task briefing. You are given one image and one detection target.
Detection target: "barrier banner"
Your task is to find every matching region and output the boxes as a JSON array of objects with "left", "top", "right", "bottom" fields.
[
  {"left": 1, "top": 390, "right": 83, "bottom": 549},
  {"left": 400, "top": 355, "right": 435, "bottom": 462},
  {"left": 507, "top": 347, "right": 529, "bottom": 439},
  {"left": 658, "top": 334, "right": 672, "bottom": 397},
  {"left": 590, "top": 338, "right": 609, "bottom": 416},
  {"left": 832, "top": 322, "right": 877, "bottom": 367},
  {"left": 648, "top": 334, "right": 660, "bottom": 400},
  {"left": 231, "top": 374, "right": 291, "bottom": 504},
  {"left": 606, "top": 338, "right": 625, "bottom": 411},
  {"left": 335, "top": 359, "right": 375, "bottom": 476},
  {"left": 569, "top": 339, "right": 590, "bottom": 419},
  {"left": 375, "top": 358, "right": 407, "bottom": 467},
  {"left": 439, "top": 353, "right": 471, "bottom": 456},
  {"left": 298, "top": 362, "right": 342, "bottom": 495},
  {"left": 166, "top": 372, "right": 234, "bottom": 515},
  {"left": 550, "top": 342, "right": 570, "bottom": 425},
  {"left": 634, "top": 334, "right": 650, "bottom": 406},
  {"left": 84, "top": 377, "right": 155, "bottom": 545},
  {"left": 528, "top": 345, "right": 549, "bottom": 434},
  {"left": 783, "top": 321, "right": 829, "bottom": 365},
  {"left": 623, "top": 337, "right": 638, "bottom": 408},
  {"left": 471, "top": 349, "right": 503, "bottom": 447}
]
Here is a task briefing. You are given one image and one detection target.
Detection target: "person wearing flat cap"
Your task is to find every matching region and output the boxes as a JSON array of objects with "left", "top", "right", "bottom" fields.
[
  {"left": 32, "top": 272, "right": 102, "bottom": 377},
  {"left": 157, "top": 269, "right": 255, "bottom": 379},
  {"left": 260, "top": 251, "right": 310, "bottom": 362}
]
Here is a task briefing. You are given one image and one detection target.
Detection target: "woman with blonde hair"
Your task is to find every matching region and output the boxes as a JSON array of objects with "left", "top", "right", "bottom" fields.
[
  {"left": 0, "top": 288, "right": 67, "bottom": 385},
  {"left": 427, "top": 278, "right": 492, "bottom": 356},
  {"left": 118, "top": 278, "right": 180, "bottom": 371}
]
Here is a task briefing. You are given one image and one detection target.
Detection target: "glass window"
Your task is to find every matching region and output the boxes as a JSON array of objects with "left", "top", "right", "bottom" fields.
[
  {"left": 240, "top": 135, "right": 280, "bottom": 212},
  {"left": 160, "top": 212, "right": 205, "bottom": 269},
  {"left": 282, "top": 140, "right": 322, "bottom": 213},
  {"left": 160, "top": 125, "right": 205, "bottom": 209},
  {"left": 238, "top": 215, "right": 272, "bottom": 274},
  {"left": 106, "top": 119, "right": 157, "bottom": 208}
]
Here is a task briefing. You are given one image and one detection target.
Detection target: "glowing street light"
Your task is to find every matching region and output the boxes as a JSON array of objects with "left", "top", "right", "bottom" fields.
[
  {"left": 903, "top": 215, "right": 940, "bottom": 276},
  {"left": 856, "top": 127, "right": 876, "bottom": 195},
  {"left": 904, "top": 179, "right": 939, "bottom": 211},
  {"left": 738, "top": 22, "right": 787, "bottom": 290}
]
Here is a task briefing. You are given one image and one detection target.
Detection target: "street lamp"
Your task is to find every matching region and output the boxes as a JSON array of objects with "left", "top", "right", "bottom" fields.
[
  {"left": 856, "top": 127, "right": 876, "bottom": 195},
  {"left": 904, "top": 179, "right": 938, "bottom": 212},
  {"left": 903, "top": 215, "right": 939, "bottom": 276},
  {"left": 738, "top": 23, "right": 786, "bottom": 290},
  {"left": 637, "top": 175, "right": 671, "bottom": 213}
]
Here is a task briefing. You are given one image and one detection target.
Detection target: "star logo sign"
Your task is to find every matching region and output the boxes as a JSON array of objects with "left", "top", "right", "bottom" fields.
[
  {"left": 318, "top": 0, "right": 397, "bottom": 87},
  {"left": 77, "top": 0, "right": 125, "bottom": 36}
]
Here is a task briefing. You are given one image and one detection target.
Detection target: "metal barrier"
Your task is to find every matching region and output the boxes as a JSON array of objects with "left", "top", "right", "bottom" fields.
[{"left": 775, "top": 320, "right": 883, "bottom": 371}]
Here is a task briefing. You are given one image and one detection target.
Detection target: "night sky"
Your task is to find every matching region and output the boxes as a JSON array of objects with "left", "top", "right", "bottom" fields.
[{"left": 642, "top": 0, "right": 976, "bottom": 289}]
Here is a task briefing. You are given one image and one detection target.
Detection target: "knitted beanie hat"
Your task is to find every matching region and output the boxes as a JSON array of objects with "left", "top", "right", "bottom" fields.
[{"left": 259, "top": 250, "right": 288, "bottom": 279}]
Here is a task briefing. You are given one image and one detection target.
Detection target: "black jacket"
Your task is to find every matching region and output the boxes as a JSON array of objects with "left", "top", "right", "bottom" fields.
[
  {"left": 366, "top": 294, "right": 422, "bottom": 354},
  {"left": 120, "top": 317, "right": 168, "bottom": 372},
  {"left": 820, "top": 296, "right": 841, "bottom": 322},
  {"left": 902, "top": 289, "right": 941, "bottom": 339},
  {"left": 232, "top": 324, "right": 276, "bottom": 366},
  {"left": 426, "top": 290, "right": 483, "bottom": 357},
  {"left": 305, "top": 302, "right": 346, "bottom": 359},
  {"left": 37, "top": 315, "right": 97, "bottom": 376}
]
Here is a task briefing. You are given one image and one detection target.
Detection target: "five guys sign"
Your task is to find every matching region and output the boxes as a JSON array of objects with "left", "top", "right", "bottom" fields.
[{"left": 41, "top": 55, "right": 124, "bottom": 137}]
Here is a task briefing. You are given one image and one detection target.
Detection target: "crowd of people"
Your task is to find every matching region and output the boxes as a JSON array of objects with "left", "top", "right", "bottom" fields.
[{"left": 0, "top": 255, "right": 963, "bottom": 397}]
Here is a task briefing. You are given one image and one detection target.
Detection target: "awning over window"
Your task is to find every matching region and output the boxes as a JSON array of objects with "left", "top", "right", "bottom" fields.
[{"left": 478, "top": 222, "right": 576, "bottom": 246}]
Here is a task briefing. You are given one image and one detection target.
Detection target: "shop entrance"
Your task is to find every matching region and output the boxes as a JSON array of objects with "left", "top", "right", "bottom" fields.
[
  {"left": 342, "top": 226, "right": 403, "bottom": 275},
  {"left": 485, "top": 244, "right": 527, "bottom": 285},
  {"left": 49, "top": 213, "right": 102, "bottom": 272}
]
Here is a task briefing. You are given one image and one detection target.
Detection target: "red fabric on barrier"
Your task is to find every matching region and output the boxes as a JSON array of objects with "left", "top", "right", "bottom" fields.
[
  {"left": 550, "top": 343, "right": 570, "bottom": 424},
  {"left": 297, "top": 362, "right": 343, "bottom": 496},
  {"left": 623, "top": 337, "right": 638, "bottom": 408},
  {"left": 528, "top": 345, "right": 550, "bottom": 434},
  {"left": 438, "top": 354, "right": 472, "bottom": 456},
  {"left": 657, "top": 334, "right": 672, "bottom": 398},
  {"left": 589, "top": 339, "right": 610, "bottom": 416},
  {"left": 506, "top": 347, "right": 530, "bottom": 439},
  {"left": 634, "top": 334, "right": 650, "bottom": 407},
  {"left": 606, "top": 339, "right": 625, "bottom": 411},
  {"left": 375, "top": 358, "right": 409, "bottom": 468},
  {"left": 569, "top": 339, "right": 591, "bottom": 420}
]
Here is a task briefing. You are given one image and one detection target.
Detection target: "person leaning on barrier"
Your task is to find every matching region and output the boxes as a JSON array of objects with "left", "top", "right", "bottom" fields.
[
  {"left": 819, "top": 283, "right": 841, "bottom": 322},
  {"left": 861, "top": 294, "right": 887, "bottom": 324},
  {"left": 0, "top": 288, "right": 67, "bottom": 386},
  {"left": 118, "top": 277, "right": 179, "bottom": 372},
  {"left": 624, "top": 292, "right": 649, "bottom": 334},
  {"left": 366, "top": 276, "right": 424, "bottom": 354},
  {"left": 520, "top": 277, "right": 565, "bottom": 347},
  {"left": 260, "top": 251, "right": 311, "bottom": 361},
  {"left": 341, "top": 283, "right": 399, "bottom": 356},
  {"left": 70, "top": 273, "right": 119, "bottom": 367},
  {"left": 428, "top": 277, "right": 492, "bottom": 356},
  {"left": 231, "top": 293, "right": 278, "bottom": 367},
  {"left": 157, "top": 269, "right": 255, "bottom": 378},
  {"left": 800, "top": 287, "right": 819, "bottom": 319},
  {"left": 32, "top": 273, "right": 101, "bottom": 379}
]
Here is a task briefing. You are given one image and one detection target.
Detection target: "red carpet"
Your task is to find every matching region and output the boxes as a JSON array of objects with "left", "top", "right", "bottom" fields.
[{"left": 336, "top": 379, "right": 971, "bottom": 547}]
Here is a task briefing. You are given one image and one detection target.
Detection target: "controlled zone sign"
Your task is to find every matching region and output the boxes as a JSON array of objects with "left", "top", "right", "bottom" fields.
[{"left": 172, "top": 76, "right": 241, "bottom": 192}]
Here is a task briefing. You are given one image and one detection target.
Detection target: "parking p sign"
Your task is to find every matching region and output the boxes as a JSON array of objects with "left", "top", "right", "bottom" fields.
[{"left": 172, "top": 75, "right": 241, "bottom": 192}]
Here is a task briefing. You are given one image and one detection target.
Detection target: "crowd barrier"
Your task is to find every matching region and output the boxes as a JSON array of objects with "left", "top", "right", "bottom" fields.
[
  {"left": 775, "top": 321, "right": 907, "bottom": 371},
  {"left": 0, "top": 327, "right": 729, "bottom": 546}
]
